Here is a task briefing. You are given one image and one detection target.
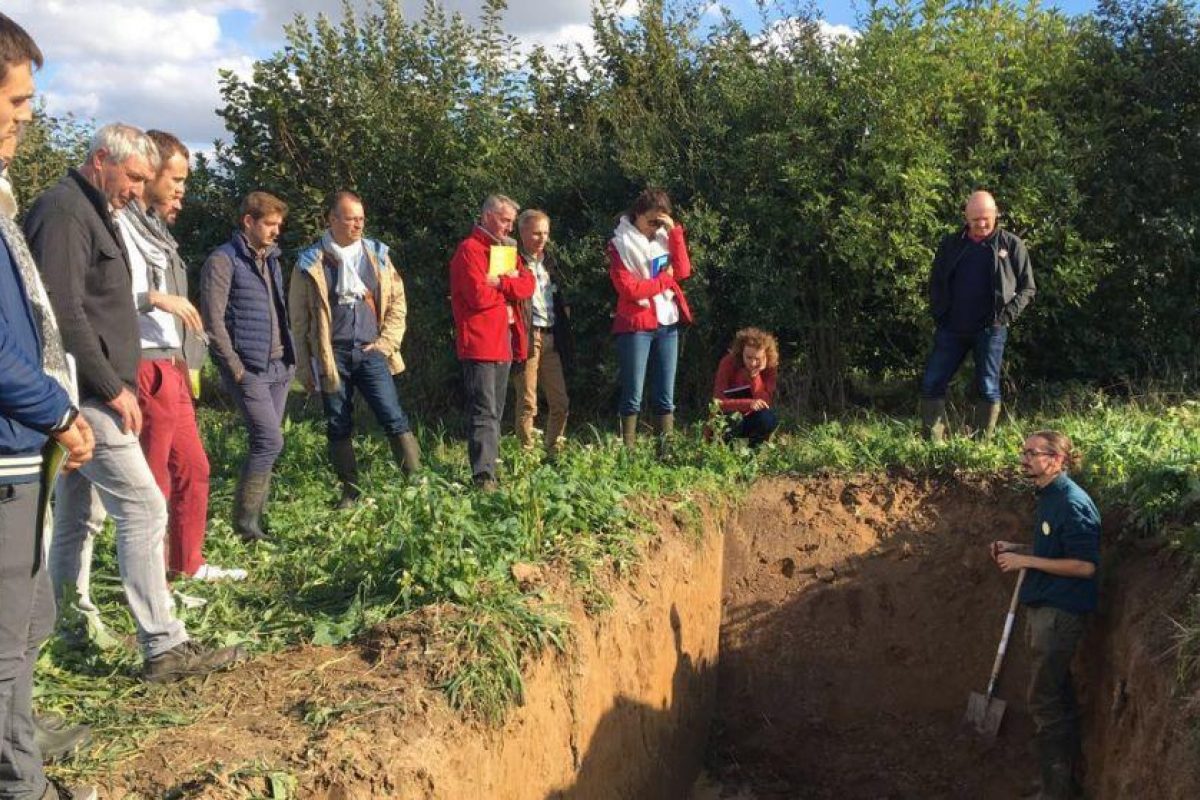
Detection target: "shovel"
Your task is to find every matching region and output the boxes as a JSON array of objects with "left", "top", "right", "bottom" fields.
[{"left": 965, "top": 568, "right": 1026, "bottom": 739}]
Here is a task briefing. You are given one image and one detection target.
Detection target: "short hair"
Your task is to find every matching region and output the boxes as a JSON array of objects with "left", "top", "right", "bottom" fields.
[
  {"left": 87, "top": 123, "right": 161, "bottom": 172},
  {"left": 326, "top": 190, "right": 363, "bottom": 216},
  {"left": 481, "top": 194, "right": 518, "bottom": 217},
  {"left": 0, "top": 13, "right": 42, "bottom": 84},
  {"left": 627, "top": 187, "right": 672, "bottom": 222},
  {"left": 145, "top": 129, "right": 189, "bottom": 164},
  {"left": 729, "top": 327, "right": 780, "bottom": 370},
  {"left": 517, "top": 209, "right": 549, "bottom": 232},
  {"left": 239, "top": 190, "right": 288, "bottom": 222},
  {"left": 1029, "top": 430, "right": 1083, "bottom": 471}
]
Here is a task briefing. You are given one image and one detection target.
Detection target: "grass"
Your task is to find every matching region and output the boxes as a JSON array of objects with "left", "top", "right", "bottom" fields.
[{"left": 37, "top": 394, "right": 1200, "bottom": 789}]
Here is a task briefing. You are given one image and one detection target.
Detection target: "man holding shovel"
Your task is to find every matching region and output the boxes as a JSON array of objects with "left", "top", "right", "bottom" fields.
[{"left": 991, "top": 430, "right": 1100, "bottom": 800}]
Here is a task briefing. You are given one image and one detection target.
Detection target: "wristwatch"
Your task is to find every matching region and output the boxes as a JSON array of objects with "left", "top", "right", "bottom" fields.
[{"left": 48, "top": 405, "right": 79, "bottom": 435}]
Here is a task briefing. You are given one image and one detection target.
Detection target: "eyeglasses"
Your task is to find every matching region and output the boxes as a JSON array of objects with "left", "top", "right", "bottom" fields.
[{"left": 1020, "top": 449, "right": 1056, "bottom": 458}]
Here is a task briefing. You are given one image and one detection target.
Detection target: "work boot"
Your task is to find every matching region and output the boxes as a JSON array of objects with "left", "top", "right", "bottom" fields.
[
  {"left": 389, "top": 431, "right": 422, "bottom": 475},
  {"left": 142, "top": 640, "right": 249, "bottom": 684},
  {"left": 620, "top": 414, "right": 638, "bottom": 449},
  {"left": 42, "top": 779, "right": 97, "bottom": 800},
  {"left": 33, "top": 714, "right": 91, "bottom": 762},
  {"left": 919, "top": 398, "right": 947, "bottom": 443},
  {"left": 329, "top": 438, "right": 359, "bottom": 509},
  {"left": 233, "top": 471, "right": 272, "bottom": 542},
  {"left": 653, "top": 412, "right": 675, "bottom": 458},
  {"left": 972, "top": 401, "right": 1002, "bottom": 441}
]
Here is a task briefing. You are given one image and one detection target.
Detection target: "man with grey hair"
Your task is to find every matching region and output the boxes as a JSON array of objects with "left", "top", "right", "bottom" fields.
[
  {"left": 449, "top": 194, "right": 534, "bottom": 489},
  {"left": 24, "top": 122, "right": 246, "bottom": 683}
]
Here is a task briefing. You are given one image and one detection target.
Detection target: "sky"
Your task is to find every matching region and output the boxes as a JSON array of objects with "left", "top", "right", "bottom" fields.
[{"left": 5, "top": 0, "right": 1099, "bottom": 152}]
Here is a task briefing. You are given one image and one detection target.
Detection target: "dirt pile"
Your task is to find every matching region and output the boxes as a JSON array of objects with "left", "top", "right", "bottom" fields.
[{"left": 708, "top": 475, "right": 1200, "bottom": 800}]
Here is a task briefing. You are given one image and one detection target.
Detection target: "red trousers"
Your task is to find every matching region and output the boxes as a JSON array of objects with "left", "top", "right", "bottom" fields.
[{"left": 137, "top": 359, "right": 211, "bottom": 577}]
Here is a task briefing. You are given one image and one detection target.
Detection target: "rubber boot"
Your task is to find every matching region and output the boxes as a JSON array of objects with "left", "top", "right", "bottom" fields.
[
  {"left": 919, "top": 398, "right": 947, "bottom": 444},
  {"left": 329, "top": 438, "right": 359, "bottom": 509},
  {"left": 620, "top": 414, "right": 638, "bottom": 449},
  {"left": 234, "top": 471, "right": 272, "bottom": 542},
  {"left": 389, "top": 431, "right": 422, "bottom": 475},
  {"left": 972, "top": 401, "right": 1002, "bottom": 441},
  {"left": 654, "top": 413, "right": 675, "bottom": 458}
]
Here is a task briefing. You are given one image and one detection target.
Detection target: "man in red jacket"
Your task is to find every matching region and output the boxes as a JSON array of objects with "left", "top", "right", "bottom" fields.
[{"left": 449, "top": 194, "right": 534, "bottom": 489}]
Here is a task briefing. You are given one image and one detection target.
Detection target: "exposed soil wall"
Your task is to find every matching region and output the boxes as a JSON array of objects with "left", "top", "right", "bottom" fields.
[
  {"left": 709, "top": 475, "right": 1200, "bottom": 800},
  {"left": 100, "top": 508, "right": 725, "bottom": 798}
]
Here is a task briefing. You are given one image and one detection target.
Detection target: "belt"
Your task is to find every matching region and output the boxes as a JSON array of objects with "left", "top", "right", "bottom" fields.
[
  {"left": 533, "top": 325, "right": 553, "bottom": 332},
  {"left": 142, "top": 352, "right": 186, "bottom": 367}
]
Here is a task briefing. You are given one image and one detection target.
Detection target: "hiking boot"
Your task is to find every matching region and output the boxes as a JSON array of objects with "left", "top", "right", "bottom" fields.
[
  {"left": 233, "top": 471, "right": 272, "bottom": 542},
  {"left": 389, "top": 431, "right": 422, "bottom": 475},
  {"left": 33, "top": 715, "right": 91, "bottom": 762},
  {"left": 42, "top": 779, "right": 97, "bottom": 800},
  {"left": 143, "top": 640, "right": 248, "bottom": 684}
]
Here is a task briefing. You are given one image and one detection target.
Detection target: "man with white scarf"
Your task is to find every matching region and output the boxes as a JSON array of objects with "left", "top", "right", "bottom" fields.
[{"left": 289, "top": 190, "right": 420, "bottom": 508}]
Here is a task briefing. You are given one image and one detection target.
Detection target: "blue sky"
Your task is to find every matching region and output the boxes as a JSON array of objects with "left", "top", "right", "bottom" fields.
[{"left": 7, "top": 1, "right": 1099, "bottom": 150}]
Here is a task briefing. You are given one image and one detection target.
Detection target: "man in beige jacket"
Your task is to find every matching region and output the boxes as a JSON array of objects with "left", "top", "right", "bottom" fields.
[{"left": 289, "top": 191, "right": 420, "bottom": 508}]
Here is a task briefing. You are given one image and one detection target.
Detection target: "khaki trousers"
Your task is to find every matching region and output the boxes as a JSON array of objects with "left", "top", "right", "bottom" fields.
[{"left": 513, "top": 329, "right": 569, "bottom": 454}]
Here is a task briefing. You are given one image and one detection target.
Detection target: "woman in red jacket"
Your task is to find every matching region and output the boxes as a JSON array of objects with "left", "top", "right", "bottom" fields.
[
  {"left": 712, "top": 327, "right": 779, "bottom": 447},
  {"left": 608, "top": 188, "right": 693, "bottom": 447}
]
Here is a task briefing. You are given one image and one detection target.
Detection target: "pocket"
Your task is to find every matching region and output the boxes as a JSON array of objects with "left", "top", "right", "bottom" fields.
[{"left": 142, "top": 362, "right": 166, "bottom": 398}]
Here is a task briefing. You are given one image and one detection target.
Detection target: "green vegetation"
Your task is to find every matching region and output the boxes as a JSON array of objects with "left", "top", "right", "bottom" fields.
[{"left": 37, "top": 398, "right": 1200, "bottom": 786}]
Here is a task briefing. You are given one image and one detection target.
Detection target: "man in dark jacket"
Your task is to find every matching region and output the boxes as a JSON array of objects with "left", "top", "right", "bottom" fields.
[
  {"left": 200, "top": 191, "right": 295, "bottom": 541},
  {"left": 24, "top": 123, "right": 245, "bottom": 685},
  {"left": 0, "top": 13, "right": 98, "bottom": 799},
  {"left": 919, "top": 190, "right": 1035, "bottom": 442}
]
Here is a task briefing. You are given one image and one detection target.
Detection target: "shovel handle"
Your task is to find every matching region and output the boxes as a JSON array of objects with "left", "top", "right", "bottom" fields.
[{"left": 984, "top": 568, "right": 1026, "bottom": 699}]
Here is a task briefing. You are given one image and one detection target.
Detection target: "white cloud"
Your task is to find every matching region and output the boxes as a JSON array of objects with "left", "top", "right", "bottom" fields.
[{"left": 757, "top": 16, "right": 859, "bottom": 52}]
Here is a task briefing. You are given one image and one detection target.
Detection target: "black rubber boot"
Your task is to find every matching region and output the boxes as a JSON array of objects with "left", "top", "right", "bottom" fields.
[
  {"left": 234, "top": 471, "right": 272, "bottom": 542},
  {"left": 389, "top": 431, "right": 422, "bottom": 475},
  {"left": 329, "top": 438, "right": 359, "bottom": 509}
]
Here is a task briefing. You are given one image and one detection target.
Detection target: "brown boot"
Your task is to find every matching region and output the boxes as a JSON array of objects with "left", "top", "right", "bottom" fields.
[
  {"left": 620, "top": 414, "right": 638, "bottom": 449},
  {"left": 972, "top": 401, "right": 1001, "bottom": 441},
  {"left": 389, "top": 431, "right": 422, "bottom": 474},
  {"left": 919, "top": 398, "right": 947, "bottom": 443}
]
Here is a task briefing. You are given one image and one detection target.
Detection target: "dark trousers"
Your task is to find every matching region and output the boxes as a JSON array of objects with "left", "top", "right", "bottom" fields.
[
  {"left": 1025, "top": 605, "right": 1087, "bottom": 796},
  {"left": 322, "top": 347, "right": 412, "bottom": 441},
  {"left": 731, "top": 408, "right": 779, "bottom": 447},
  {"left": 919, "top": 324, "right": 1008, "bottom": 403},
  {"left": 462, "top": 360, "right": 510, "bottom": 481},
  {"left": 223, "top": 358, "right": 294, "bottom": 476},
  {"left": 0, "top": 482, "right": 52, "bottom": 798}
]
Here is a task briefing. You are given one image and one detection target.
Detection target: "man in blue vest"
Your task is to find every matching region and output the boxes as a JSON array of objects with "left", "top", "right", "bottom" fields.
[
  {"left": 919, "top": 190, "right": 1035, "bottom": 442},
  {"left": 0, "top": 12, "right": 97, "bottom": 799},
  {"left": 992, "top": 431, "right": 1100, "bottom": 800},
  {"left": 200, "top": 191, "right": 296, "bottom": 542}
]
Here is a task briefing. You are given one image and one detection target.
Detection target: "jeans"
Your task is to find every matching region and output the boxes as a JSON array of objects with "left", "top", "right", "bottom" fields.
[
  {"left": 512, "top": 330, "right": 569, "bottom": 453},
  {"left": 919, "top": 325, "right": 1008, "bottom": 403},
  {"left": 0, "top": 483, "right": 53, "bottom": 799},
  {"left": 615, "top": 324, "right": 679, "bottom": 416},
  {"left": 1025, "top": 605, "right": 1086, "bottom": 778},
  {"left": 50, "top": 401, "right": 188, "bottom": 660},
  {"left": 322, "top": 347, "right": 412, "bottom": 441},
  {"left": 462, "top": 360, "right": 510, "bottom": 481},
  {"left": 730, "top": 408, "right": 779, "bottom": 447},
  {"left": 138, "top": 360, "right": 211, "bottom": 577},
  {"left": 223, "top": 358, "right": 294, "bottom": 476}
]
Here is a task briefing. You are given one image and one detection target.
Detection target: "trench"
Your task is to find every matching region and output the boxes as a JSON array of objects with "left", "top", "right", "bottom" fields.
[{"left": 694, "top": 476, "right": 1200, "bottom": 800}]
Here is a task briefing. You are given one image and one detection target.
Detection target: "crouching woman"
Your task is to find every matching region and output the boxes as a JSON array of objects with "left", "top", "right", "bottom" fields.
[{"left": 712, "top": 327, "right": 779, "bottom": 447}]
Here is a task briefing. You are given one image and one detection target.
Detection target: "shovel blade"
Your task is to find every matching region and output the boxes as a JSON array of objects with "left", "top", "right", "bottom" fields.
[{"left": 964, "top": 692, "right": 1007, "bottom": 739}]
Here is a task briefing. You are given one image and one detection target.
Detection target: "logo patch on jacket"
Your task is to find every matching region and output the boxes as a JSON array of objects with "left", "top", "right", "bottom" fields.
[{"left": 1042, "top": 521, "right": 1051, "bottom": 536}]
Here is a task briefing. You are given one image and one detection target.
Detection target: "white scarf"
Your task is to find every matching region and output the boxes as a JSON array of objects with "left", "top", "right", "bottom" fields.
[
  {"left": 0, "top": 165, "right": 17, "bottom": 219},
  {"left": 610, "top": 215, "right": 677, "bottom": 319},
  {"left": 323, "top": 231, "right": 367, "bottom": 306}
]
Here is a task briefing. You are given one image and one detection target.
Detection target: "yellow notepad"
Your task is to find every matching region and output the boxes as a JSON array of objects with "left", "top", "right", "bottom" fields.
[{"left": 488, "top": 245, "right": 517, "bottom": 278}]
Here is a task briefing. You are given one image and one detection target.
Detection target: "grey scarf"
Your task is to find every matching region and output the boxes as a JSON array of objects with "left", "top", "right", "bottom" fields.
[{"left": 0, "top": 210, "right": 77, "bottom": 403}]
